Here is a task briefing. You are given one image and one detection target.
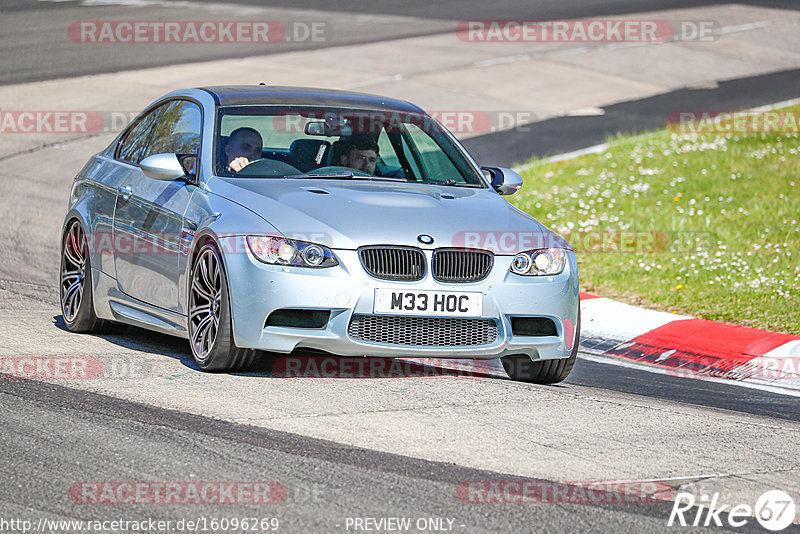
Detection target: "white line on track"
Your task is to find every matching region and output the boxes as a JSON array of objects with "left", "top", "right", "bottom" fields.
[{"left": 580, "top": 352, "right": 800, "bottom": 398}]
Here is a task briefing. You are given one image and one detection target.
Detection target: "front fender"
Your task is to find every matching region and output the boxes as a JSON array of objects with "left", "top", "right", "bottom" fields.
[{"left": 179, "top": 187, "right": 281, "bottom": 316}]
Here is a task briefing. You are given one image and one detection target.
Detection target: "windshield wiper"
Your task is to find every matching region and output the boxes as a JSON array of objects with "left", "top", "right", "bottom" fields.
[
  {"left": 285, "top": 172, "right": 355, "bottom": 179},
  {"left": 284, "top": 172, "right": 406, "bottom": 182},
  {"left": 417, "top": 179, "right": 478, "bottom": 187}
]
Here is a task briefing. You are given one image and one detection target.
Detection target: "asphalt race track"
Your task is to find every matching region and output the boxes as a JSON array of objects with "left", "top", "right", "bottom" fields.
[
  {"left": 1, "top": 1, "right": 799, "bottom": 533},
  {"left": 5, "top": 0, "right": 800, "bottom": 85},
  {"left": 463, "top": 68, "right": 800, "bottom": 166},
  {"left": 0, "top": 373, "right": 781, "bottom": 534}
]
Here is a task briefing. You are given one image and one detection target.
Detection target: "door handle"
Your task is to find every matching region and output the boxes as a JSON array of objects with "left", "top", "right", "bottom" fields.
[{"left": 118, "top": 185, "right": 132, "bottom": 201}]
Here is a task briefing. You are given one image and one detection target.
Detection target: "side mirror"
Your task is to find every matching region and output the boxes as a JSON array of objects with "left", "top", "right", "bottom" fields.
[
  {"left": 482, "top": 166, "right": 523, "bottom": 195},
  {"left": 140, "top": 153, "right": 187, "bottom": 181}
]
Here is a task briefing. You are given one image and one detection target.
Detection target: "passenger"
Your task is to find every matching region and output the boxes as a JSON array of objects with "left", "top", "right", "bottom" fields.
[{"left": 338, "top": 134, "right": 379, "bottom": 175}]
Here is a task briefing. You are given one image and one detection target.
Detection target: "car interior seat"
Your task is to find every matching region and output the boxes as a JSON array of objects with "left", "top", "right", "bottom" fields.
[
  {"left": 326, "top": 139, "right": 348, "bottom": 167},
  {"left": 289, "top": 139, "right": 331, "bottom": 173}
]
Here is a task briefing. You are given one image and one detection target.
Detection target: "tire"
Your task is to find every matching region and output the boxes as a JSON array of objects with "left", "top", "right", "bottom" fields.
[
  {"left": 60, "top": 220, "right": 107, "bottom": 333},
  {"left": 188, "top": 242, "right": 257, "bottom": 371},
  {"left": 501, "top": 308, "right": 581, "bottom": 384}
]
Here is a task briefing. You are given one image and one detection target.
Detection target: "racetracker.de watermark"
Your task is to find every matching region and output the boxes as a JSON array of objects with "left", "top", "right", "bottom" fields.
[
  {"left": 271, "top": 109, "right": 543, "bottom": 136},
  {"left": 0, "top": 111, "right": 106, "bottom": 134},
  {"left": 57, "top": 230, "right": 716, "bottom": 257},
  {"left": 69, "top": 482, "right": 287, "bottom": 505},
  {"left": 69, "top": 232, "right": 337, "bottom": 256},
  {"left": 270, "top": 357, "right": 493, "bottom": 378},
  {"left": 1, "top": 110, "right": 541, "bottom": 136},
  {"left": 666, "top": 355, "right": 800, "bottom": 383},
  {"left": 0, "top": 110, "right": 149, "bottom": 135},
  {"left": 457, "top": 480, "right": 674, "bottom": 504},
  {"left": 0, "top": 516, "right": 280, "bottom": 533},
  {"left": 451, "top": 230, "right": 714, "bottom": 254},
  {"left": 456, "top": 19, "right": 719, "bottom": 42},
  {"left": 668, "top": 110, "right": 800, "bottom": 134},
  {"left": 68, "top": 21, "right": 331, "bottom": 44},
  {"left": 0, "top": 357, "right": 102, "bottom": 380},
  {"left": 0, "top": 356, "right": 154, "bottom": 380}
]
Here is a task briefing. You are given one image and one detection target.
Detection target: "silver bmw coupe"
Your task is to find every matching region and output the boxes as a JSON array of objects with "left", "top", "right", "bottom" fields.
[{"left": 60, "top": 86, "right": 580, "bottom": 383}]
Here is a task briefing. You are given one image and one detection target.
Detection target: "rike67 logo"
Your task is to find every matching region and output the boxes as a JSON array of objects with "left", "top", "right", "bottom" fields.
[{"left": 668, "top": 490, "right": 796, "bottom": 531}]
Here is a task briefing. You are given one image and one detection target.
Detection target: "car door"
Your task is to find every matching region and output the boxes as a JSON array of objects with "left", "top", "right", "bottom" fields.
[{"left": 112, "top": 99, "right": 201, "bottom": 312}]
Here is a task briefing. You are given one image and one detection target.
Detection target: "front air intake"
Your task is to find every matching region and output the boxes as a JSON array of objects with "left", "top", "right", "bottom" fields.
[
  {"left": 510, "top": 317, "right": 558, "bottom": 337},
  {"left": 265, "top": 309, "right": 330, "bottom": 329}
]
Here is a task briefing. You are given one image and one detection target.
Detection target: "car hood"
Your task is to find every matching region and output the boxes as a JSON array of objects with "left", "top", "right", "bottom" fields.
[{"left": 207, "top": 178, "right": 565, "bottom": 254}]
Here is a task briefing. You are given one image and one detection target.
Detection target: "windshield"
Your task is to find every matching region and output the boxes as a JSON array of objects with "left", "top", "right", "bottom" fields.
[{"left": 214, "top": 106, "right": 487, "bottom": 187}]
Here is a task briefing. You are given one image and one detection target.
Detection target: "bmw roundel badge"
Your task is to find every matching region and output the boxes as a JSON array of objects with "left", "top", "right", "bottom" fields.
[{"left": 417, "top": 234, "right": 434, "bottom": 244}]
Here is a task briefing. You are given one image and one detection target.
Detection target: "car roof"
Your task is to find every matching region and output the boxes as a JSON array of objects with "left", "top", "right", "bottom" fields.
[{"left": 199, "top": 85, "right": 425, "bottom": 114}]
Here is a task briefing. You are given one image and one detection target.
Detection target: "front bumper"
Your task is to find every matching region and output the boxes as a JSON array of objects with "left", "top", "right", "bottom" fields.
[{"left": 219, "top": 236, "right": 580, "bottom": 360}]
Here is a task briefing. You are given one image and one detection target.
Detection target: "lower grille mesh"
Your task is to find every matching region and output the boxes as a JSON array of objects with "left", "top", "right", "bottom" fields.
[{"left": 348, "top": 315, "right": 497, "bottom": 347}]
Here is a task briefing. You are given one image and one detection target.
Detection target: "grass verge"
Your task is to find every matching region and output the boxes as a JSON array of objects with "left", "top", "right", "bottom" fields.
[{"left": 513, "top": 104, "right": 800, "bottom": 334}]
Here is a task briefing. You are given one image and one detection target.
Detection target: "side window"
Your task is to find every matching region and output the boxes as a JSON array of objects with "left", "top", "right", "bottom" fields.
[
  {"left": 377, "top": 129, "right": 399, "bottom": 167},
  {"left": 144, "top": 100, "right": 202, "bottom": 158},
  {"left": 117, "top": 104, "right": 167, "bottom": 164},
  {"left": 403, "top": 123, "right": 463, "bottom": 182},
  {"left": 400, "top": 135, "right": 422, "bottom": 179}
]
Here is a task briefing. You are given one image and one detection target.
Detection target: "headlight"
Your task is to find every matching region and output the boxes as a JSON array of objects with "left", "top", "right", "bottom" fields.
[
  {"left": 510, "top": 248, "right": 566, "bottom": 276},
  {"left": 246, "top": 236, "right": 338, "bottom": 268}
]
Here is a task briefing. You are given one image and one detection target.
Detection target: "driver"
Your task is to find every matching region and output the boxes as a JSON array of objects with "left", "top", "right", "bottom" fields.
[
  {"left": 225, "top": 127, "right": 263, "bottom": 172},
  {"left": 338, "top": 134, "right": 379, "bottom": 175}
]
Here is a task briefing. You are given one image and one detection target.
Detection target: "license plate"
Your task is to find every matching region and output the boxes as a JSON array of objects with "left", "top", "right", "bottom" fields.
[{"left": 374, "top": 289, "right": 482, "bottom": 317}]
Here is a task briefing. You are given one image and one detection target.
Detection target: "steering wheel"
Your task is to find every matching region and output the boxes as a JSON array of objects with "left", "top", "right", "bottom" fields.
[
  {"left": 307, "top": 165, "right": 374, "bottom": 177},
  {"left": 234, "top": 159, "right": 301, "bottom": 177}
]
